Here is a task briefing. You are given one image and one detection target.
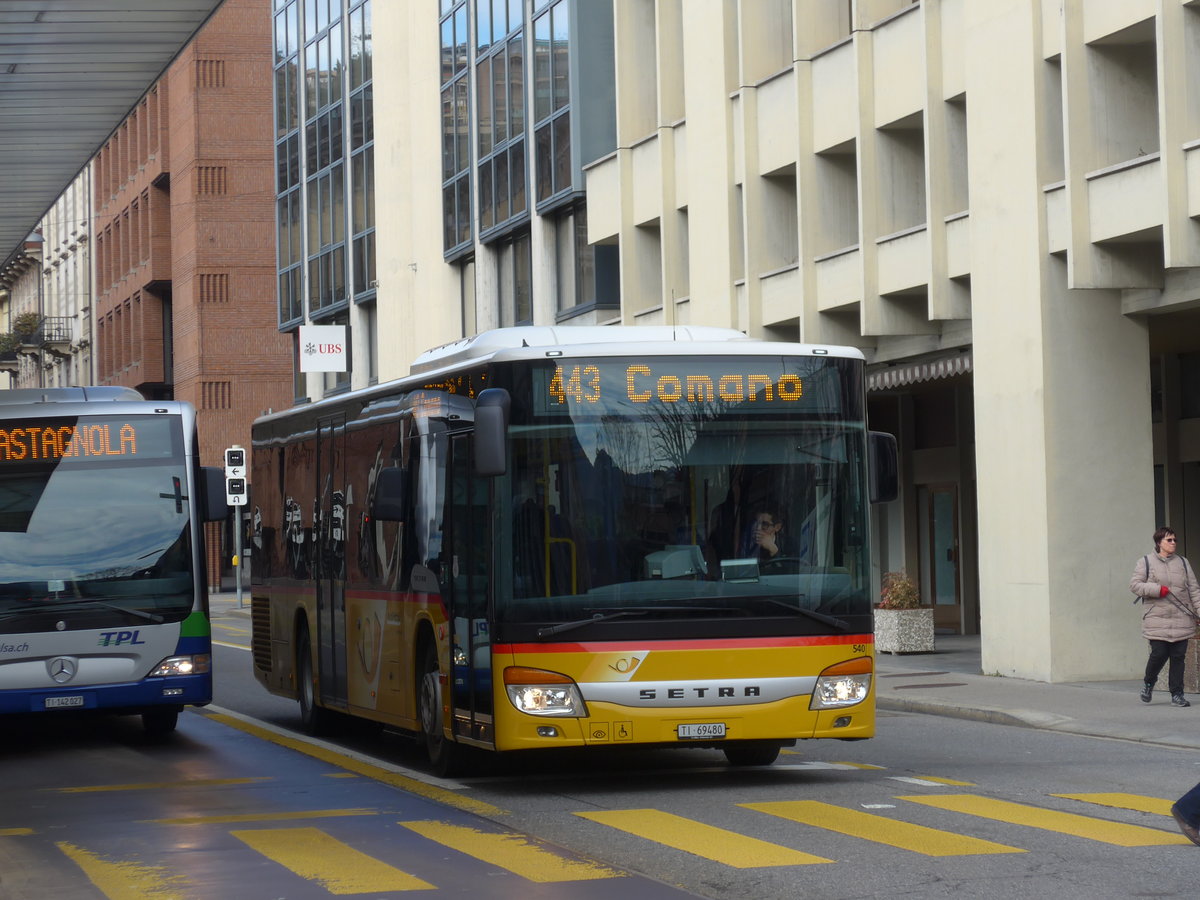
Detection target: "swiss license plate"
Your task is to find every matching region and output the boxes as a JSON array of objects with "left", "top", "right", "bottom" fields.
[
  {"left": 677, "top": 722, "right": 726, "bottom": 740},
  {"left": 45, "top": 695, "right": 84, "bottom": 709}
]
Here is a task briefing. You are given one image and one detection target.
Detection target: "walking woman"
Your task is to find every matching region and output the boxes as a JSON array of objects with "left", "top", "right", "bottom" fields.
[{"left": 1130, "top": 526, "right": 1200, "bottom": 707}]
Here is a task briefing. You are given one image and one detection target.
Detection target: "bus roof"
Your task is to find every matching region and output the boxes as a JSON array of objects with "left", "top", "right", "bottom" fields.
[
  {"left": 0, "top": 388, "right": 196, "bottom": 427},
  {"left": 0, "top": 387, "right": 144, "bottom": 406},
  {"left": 409, "top": 326, "right": 864, "bottom": 375}
]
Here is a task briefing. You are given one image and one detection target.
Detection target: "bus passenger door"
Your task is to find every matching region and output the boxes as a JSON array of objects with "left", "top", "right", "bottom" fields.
[
  {"left": 443, "top": 432, "right": 494, "bottom": 746},
  {"left": 316, "top": 415, "right": 348, "bottom": 710}
]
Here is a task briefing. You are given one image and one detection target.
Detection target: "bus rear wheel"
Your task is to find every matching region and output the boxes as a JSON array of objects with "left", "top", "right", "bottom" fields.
[
  {"left": 418, "top": 643, "right": 463, "bottom": 776},
  {"left": 722, "top": 742, "right": 781, "bottom": 767}
]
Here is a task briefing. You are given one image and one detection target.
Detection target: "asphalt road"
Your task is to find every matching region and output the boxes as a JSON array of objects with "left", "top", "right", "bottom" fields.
[{"left": 205, "top": 608, "right": 1200, "bottom": 900}]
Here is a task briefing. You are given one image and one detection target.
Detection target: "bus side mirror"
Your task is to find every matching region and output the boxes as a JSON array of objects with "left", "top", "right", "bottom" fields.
[
  {"left": 869, "top": 431, "right": 898, "bottom": 504},
  {"left": 371, "top": 467, "right": 406, "bottom": 521},
  {"left": 202, "top": 466, "right": 231, "bottom": 522},
  {"left": 475, "top": 388, "right": 510, "bottom": 477}
]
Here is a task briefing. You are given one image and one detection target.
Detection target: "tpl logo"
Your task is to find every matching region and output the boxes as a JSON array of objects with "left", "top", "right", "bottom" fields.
[{"left": 98, "top": 630, "right": 146, "bottom": 647}]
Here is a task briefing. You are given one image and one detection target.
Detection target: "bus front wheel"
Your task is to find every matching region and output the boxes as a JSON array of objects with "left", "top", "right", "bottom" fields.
[
  {"left": 141, "top": 708, "right": 179, "bottom": 736},
  {"left": 418, "top": 643, "right": 462, "bottom": 776}
]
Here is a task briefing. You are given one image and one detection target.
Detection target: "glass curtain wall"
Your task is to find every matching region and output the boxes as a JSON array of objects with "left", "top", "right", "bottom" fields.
[
  {"left": 273, "top": 0, "right": 375, "bottom": 391},
  {"left": 440, "top": 0, "right": 621, "bottom": 326}
]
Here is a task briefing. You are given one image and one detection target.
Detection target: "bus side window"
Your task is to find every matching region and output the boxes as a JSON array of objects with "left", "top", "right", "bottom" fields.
[{"left": 371, "top": 467, "right": 406, "bottom": 520}]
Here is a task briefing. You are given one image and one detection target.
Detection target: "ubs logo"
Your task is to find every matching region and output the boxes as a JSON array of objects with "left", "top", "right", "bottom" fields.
[{"left": 47, "top": 657, "right": 78, "bottom": 684}]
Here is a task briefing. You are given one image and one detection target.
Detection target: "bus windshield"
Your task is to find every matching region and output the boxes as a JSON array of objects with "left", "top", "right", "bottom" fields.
[
  {"left": 0, "top": 415, "right": 194, "bottom": 632},
  {"left": 499, "top": 355, "right": 870, "bottom": 634}
]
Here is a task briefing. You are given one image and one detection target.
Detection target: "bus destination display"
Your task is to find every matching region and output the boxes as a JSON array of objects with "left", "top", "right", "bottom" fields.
[
  {"left": 0, "top": 417, "right": 177, "bottom": 465},
  {"left": 539, "top": 361, "right": 808, "bottom": 414}
]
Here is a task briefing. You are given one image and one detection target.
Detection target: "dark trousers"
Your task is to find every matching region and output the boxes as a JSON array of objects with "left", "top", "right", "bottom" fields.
[
  {"left": 1145, "top": 639, "right": 1189, "bottom": 696},
  {"left": 1177, "top": 779, "right": 1200, "bottom": 826}
]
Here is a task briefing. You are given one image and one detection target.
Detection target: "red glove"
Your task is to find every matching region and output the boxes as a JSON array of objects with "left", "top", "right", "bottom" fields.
[{"left": 1160, "top": 585, "right": 1171, "bottom": 597}]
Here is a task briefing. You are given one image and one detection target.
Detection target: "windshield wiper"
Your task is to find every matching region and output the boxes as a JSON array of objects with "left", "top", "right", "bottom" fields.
[
  {"left": 753, "top": 597, "right": 849, "bottom": 632},
  {"left": 0, "top": 599, "right": 163, "bottom": 624},
  {"left": 0, "top": 603, "right": 55, "bottom": 622},
  {"left": 535, "top": 605, "right": 746, "bottom": 638},
  {"left": 536, "top": 609, "right": 651, "bottom": 637},
  {"left": 84, "top": 601, "right": 165, "bottom": 623}
]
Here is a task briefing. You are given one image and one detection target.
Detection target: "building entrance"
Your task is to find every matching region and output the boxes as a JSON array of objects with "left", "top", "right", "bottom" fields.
[{"left": 920, "top": 484, "right": 961, "bottom": 631}]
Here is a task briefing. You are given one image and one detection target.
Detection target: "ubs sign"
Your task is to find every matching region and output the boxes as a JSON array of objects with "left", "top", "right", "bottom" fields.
[{"left": 299, "top": 325, "right": 348, "bottom": 372}]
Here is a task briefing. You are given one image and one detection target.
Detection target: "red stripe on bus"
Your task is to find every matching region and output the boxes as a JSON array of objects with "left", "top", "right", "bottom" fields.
[{"left": 495, "top": 634, "right": 873, "bottom": 654}]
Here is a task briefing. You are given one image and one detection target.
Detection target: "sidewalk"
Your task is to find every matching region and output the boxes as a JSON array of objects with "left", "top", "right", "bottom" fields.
[
  {"left": 208, "top": 593, "right": 1199, "bottom": 751},
  {"left": 875, "top": 634, "right": 1200, "bottom": 750}
]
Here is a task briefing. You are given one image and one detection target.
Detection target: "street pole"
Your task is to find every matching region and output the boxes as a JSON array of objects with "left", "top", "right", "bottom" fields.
[{"left": 235, "top": 504, "right": 244, "bottom": 609}]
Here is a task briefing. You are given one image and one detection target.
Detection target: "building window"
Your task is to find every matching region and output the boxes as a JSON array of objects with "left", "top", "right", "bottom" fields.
[
  {"left": 274, "top": 0, "right": 304, "bottom": 326},
  {"left": 554, "top": 203, "right": 618, "bottom": 317},
  {"left": 322, "top": 310, "right": 352, "bottom": 394},
  {"left": 349, "top": 0, "right": 375, "bottom": 301},
  {"left": 533, "top": 0, "right": 570, "bottom": 205},
  {"left": 440, "top": 0, "right": 472, "bottom": 255},
  {"left": 477, "top": 0, "right": 527, "bottom": 240},
  {"left": 498, "top": 229, "right": 532, "bottom": 326}
]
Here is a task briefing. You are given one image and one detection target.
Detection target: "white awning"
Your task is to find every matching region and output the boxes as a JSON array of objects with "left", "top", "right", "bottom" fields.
[{"left": 867, "top": 351, "right": 973, "bottom": 391}]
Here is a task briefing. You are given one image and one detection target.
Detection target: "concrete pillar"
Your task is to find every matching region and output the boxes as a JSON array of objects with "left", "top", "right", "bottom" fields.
[
  {"left": 679, "top": 2, "right": 739, "bottom": 327},
  {"left": 966, "top": 0, "right": 1154, "bottom": 681}
]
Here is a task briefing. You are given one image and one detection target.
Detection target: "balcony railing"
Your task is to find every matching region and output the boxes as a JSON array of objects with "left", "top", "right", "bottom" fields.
[{"left": 36, "top": 316, "right": 73, "bottom": 345}]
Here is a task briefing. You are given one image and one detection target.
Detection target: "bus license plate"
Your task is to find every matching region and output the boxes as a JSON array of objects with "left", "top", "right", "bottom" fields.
[
  {"left": 677, "top": 722, "right": 726, "bottom": 739},
  {"left": 45, "top": 695, "right": 84, "bottom": 709}
]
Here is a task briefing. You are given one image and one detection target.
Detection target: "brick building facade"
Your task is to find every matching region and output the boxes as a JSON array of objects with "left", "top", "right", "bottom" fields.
[{"left": 92, "top": 0, "right": 293, "bottom": 582}]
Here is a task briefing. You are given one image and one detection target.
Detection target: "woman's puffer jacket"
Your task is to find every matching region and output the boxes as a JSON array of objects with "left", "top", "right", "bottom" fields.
[{"left": 1131, "top": 553, "right": 1200, "bottom": 642}]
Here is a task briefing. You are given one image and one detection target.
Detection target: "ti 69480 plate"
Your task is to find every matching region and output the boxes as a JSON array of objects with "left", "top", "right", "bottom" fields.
[{"left": 677, "top": 722, "right": 726, "bottom": 739}]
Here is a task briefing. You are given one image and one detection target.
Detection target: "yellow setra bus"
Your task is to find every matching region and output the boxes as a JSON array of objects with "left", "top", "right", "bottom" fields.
[{"left": 249, "top": 327, "right": 896, "bottom": 773}]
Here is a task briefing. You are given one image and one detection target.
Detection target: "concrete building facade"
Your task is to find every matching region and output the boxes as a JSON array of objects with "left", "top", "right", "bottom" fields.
[{"left": 275, "top": 0, "right": 1200, "bottom": 682}]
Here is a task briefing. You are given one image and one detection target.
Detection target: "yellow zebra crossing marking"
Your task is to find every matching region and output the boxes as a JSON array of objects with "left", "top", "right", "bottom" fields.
[
  {"left": 1052, "top": 792, "right": 1173, "bottom": 816},
  {"left": 742, "top": 800, "right": 1024, "bottom": 856},
  {"left": 58, "top": 841, "right": 190, "bottom": 900},
  {"left": 575, "top": 808, "right": 832, "bottom": 866},
  {"left": 898, "top": 794, "right": 1190, "bottom": 846},
  {"left": 1, "top": 827, "right": 34, "bottom": 836},
  {"left": 232, "top": 827, "right": 435, "bottom": 893},
  {"left": 401, "top": 820, "right": 624, "bottom": 881},
  {"left": 44, "top": 785, "right": 1199, "bottom": 896}
]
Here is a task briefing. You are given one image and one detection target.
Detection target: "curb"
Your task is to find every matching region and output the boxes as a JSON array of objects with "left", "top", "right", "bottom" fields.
[{"left": 878, "top": 696, "right": 1200, "bottom": 751}]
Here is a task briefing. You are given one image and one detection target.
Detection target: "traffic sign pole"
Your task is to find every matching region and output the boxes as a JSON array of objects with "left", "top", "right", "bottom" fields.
[{"left": 224, "top": 447, "right": 247, "bottom": 609}]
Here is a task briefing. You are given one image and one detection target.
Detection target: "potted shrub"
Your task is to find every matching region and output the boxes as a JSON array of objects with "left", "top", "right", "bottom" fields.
[
  {"left": 875, "top": 570, "right": 935, "bottom": 654},
  {"left": 11, "top": 312, "right": 42, "bottom": 343}
]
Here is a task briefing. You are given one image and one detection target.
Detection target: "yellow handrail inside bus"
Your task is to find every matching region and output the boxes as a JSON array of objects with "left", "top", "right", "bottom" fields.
[{"left": 546, "top": 535, "right": 577, "bottom": 596}]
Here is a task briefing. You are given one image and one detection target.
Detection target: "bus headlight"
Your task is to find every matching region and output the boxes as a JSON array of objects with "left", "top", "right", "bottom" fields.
[
  {"left": 504, "top": 666, "right": 588, "bottom": 717},
  {"left": 149, "top": 654, "right": 211, "bottom": 677},
  {"left": 810, "top": 657, "right": 872, "bottom": 709}
]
